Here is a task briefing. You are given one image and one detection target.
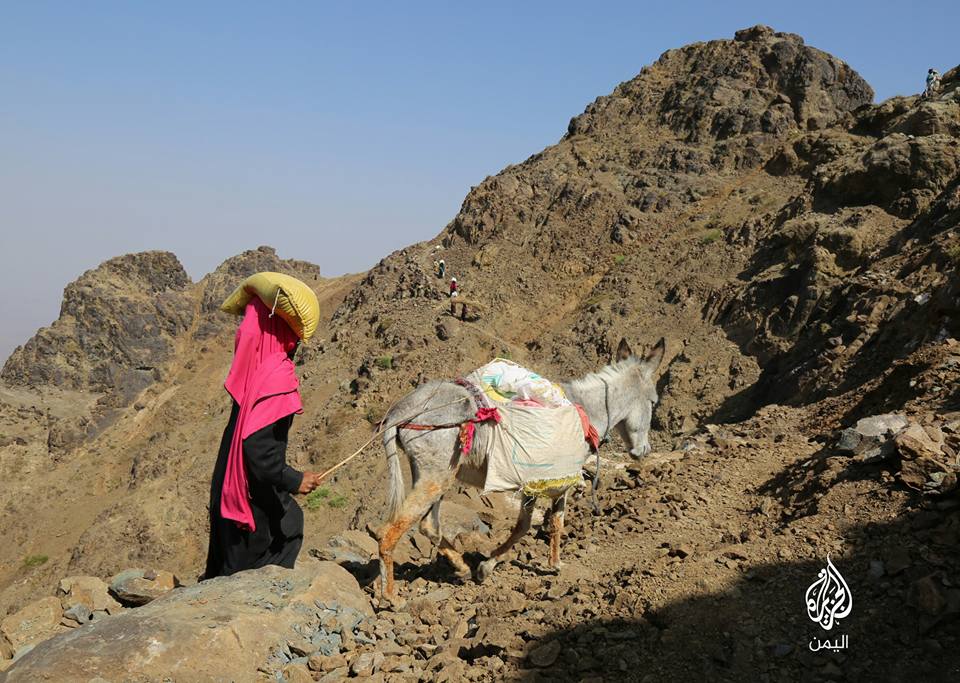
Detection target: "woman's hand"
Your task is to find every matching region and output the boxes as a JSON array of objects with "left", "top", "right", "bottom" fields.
[{"left": 297, "top": 471, "right": 325, "bottom": 494}]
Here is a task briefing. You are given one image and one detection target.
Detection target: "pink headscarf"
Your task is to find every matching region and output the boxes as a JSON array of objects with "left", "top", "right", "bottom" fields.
[{"left": 220, "top": 297, "right": 303, "bottom": 532}]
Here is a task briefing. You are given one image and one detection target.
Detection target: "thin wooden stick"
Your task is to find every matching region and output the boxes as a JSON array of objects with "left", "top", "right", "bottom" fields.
[
  {"left": 317, "top": 426, "right": 392, "bottom": 479},
  {"left": 315, "top": 394, "right": 471, "bottom": 480}
]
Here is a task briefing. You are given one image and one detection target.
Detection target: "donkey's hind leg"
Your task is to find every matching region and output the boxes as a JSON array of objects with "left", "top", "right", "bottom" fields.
[
  {"left": 378, "top": 473, "right": 450, "bottom": 599},
  {"left": 477, "top": 495, "right": 535, "bottom": 583},
  {"left": 419, "top": 500, "right": 471, "bottom": 579},
  {"left": 548, "top": 492, "right": 567, "bottom": 571}
]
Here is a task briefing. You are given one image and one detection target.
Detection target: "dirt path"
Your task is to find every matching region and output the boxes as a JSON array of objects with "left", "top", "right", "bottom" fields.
[{"left": 348, "top": 406, "right": 958, "bottom": 682}]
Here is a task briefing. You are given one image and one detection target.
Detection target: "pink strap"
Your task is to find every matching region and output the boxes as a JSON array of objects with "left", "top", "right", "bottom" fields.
[
  {"left": 475, "top": 407, "right": 501, "bottom": 424},
  {"left": 574, "top": 404, "right": 601, "bottom": 452},
  {"left": 459, "top": 407, "right": 501, "bottom": 455}
]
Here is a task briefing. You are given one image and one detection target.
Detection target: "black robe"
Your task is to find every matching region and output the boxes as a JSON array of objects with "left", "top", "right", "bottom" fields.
[{"left": 204, "top": 402, "right": 305, "bottom": 578}]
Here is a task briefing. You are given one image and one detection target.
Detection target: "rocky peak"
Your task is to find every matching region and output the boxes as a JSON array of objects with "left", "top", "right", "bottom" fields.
[
  {"left": 436, "top": 27, "right": 875, "bottom": 253},
  {"left": 194, "top": 245, "right": 323, "bottom": 338},
  {"left": 568, "top": 25, "right": 873, "bottom": 143},
  {"left": 1, "top": 251, "right": 194, "bottom": 397}
]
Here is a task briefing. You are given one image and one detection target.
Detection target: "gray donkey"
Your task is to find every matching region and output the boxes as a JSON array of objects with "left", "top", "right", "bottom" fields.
[{"left": 376, "top": 337, "right": 665, "bottom": 598}]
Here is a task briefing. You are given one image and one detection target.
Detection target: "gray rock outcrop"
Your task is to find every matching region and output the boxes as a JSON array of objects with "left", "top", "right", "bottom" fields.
[{"left": 3, "top": 560, "right": 370, "bottom": 681}]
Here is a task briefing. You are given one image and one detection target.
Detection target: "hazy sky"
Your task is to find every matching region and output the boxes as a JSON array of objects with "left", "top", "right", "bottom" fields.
[{"left": 1, "top": 1, "right": 957, "bottom": 362}]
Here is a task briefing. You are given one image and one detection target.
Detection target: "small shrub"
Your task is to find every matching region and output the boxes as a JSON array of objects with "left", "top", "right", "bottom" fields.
[
  {"left": 305, "top": 487, "right": 348, "bottom": 510},
  {"left": 375, "top": 355, "right": 393, "bottom": 370},
  {"left": 23, "top": 554, "right": 48, "bottom": 568},
  {"left": 700, "top": 229, "right": 722, "bottom": 245},
  {"left": 304, "top": 487, "right": 331, "bottom": 510},
  {"left": 947, "top": 244, "right": 960, "bottom": 264},
  {"left": 364, "top": 404, "right": 386, "bottom": 425},
  {"left": 613, "top": 254, "right": 627, "bottom": 265},
  {"left": 584, "top": 293, "right": 611, "bottom": 308}
]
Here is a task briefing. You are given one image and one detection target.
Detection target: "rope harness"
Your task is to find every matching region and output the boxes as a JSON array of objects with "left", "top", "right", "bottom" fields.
[
  {"left": 396, "top": 406, "right": 501, "bottom": 459},
  {"left": 587, "top": 376, "right": 614, "bottom": 514},
  {"left": 396, "top": 378, "right": 502, "bottom": 458}
]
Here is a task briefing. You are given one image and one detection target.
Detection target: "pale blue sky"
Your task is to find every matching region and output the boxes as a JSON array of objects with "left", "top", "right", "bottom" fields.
[{"left": 1, "top": 1, "right": 957, "bottom": 361}]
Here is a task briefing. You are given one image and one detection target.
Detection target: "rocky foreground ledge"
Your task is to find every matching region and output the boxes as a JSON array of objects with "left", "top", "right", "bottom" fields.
[{"left": 2, "top": 560, "right": 372, "bottom": 681}]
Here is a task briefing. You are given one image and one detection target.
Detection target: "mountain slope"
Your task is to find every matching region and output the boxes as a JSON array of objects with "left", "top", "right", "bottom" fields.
[{"left": 0, "top": 29, "right": 958, "bottom": 669}]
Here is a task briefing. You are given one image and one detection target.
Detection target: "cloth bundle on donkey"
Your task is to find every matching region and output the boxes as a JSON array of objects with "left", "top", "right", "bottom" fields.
[{"left": 459, "top": 359, "right": 599, "bottom": 498}]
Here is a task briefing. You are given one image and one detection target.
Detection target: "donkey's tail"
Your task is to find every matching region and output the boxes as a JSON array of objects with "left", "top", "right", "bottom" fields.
[{"left": 384, "top": 421, "right": 406, "bottom": 522}]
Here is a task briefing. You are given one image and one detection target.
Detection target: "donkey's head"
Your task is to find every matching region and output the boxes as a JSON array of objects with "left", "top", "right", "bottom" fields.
[{"left": 613, "top": 337, "right": 666, "bottom": 459}]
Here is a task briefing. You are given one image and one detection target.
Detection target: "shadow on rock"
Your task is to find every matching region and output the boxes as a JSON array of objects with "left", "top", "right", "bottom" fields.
[{"left": 514, "top": 506, "right": 960, "bottom": 682}]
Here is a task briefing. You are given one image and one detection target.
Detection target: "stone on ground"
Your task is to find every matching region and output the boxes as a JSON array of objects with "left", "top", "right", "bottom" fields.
[
  {"left": 0, "top": 596, "right": 66, "bottom": 656},
  {"left": 58, "top": 575, "right": 122, "bottom": 614},
  {"left": 108, "top": 568, "right": 180, "bottom": 606},
  {"left": 314, "top": 529, "right": 379, "bottom": 566}
]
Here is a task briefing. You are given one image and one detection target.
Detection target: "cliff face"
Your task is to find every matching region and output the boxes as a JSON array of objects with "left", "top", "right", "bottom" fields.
[
  {"left": 1, "top": 251, "right": 194, "bottom": 399},
  {"left": 1, "top": 26, "right": 960, "bottom": 679}
]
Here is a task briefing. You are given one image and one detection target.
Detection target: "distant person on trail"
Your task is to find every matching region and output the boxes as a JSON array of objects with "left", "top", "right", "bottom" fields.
[
  {"left": 926, "top": 68, "right": 941, "bottom": 97},
  {"left": 204, "top": 298, "right": 325, "bottom": 579},
  {"left": 449, "top": 277, "right": 458, "bottom": 315},
  {"left": 438, "top": 259, "right": 446, "bottom": 278}
]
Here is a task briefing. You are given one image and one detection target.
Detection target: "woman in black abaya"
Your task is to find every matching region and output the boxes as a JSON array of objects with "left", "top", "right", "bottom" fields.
[{"left": 204, "top": 297, "right": 324, "bottom": 578}]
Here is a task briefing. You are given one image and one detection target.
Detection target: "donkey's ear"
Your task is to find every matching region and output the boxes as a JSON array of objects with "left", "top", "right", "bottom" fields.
[
  {"left": 640, "top": 337, "right": 666, "bottom": 379},
  {"left": 616, "top": 337, "right": 633, "bottom": 362}
]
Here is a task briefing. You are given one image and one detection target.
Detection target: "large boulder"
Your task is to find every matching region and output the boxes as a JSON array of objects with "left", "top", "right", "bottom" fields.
[
  {"left": 3, "top": 560, "right": 372, "bottom": 682},
  {"left": 0, "top": 596, "right": 66, "bottom": 659},
  {"left": 836, "top": 413, "right": 909, "bottom": 456}
]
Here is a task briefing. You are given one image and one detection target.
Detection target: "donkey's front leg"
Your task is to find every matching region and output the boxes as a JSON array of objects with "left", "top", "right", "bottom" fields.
[
  {"left": 548, "top": 493, "right": 567, "bottom": 571},
  {"left": 477, "top": 496, "right": 534, "bottom": 583}
]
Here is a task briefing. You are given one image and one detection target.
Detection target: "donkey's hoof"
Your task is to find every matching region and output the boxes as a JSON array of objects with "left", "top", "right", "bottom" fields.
[
  {"left": 546, "top": 562, "right": 563, "bottom": 574},
  {"left": 378, "top": 592, "right": 407, "bottom": 611},
  {"left": 476, "top": 558, "right": 497, "bottom": 583}
]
